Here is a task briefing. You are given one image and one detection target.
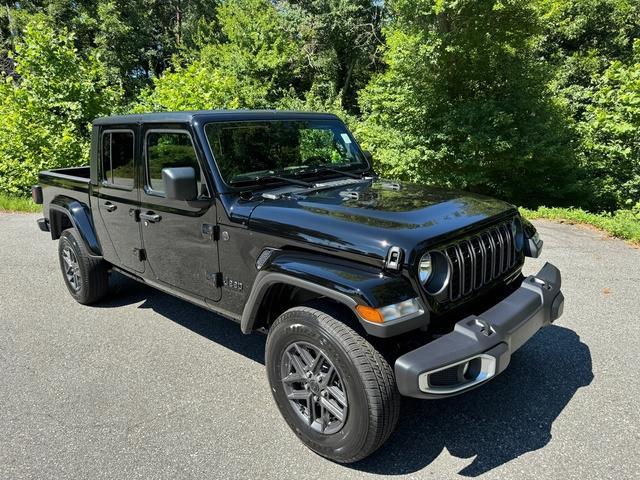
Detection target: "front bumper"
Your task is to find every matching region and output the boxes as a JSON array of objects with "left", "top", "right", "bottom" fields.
[{"left": 395, "top": 262, "right": 564, "bottom": 399}]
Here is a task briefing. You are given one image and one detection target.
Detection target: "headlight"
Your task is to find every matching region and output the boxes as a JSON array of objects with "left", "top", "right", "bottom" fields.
[
  {"left": 378, "top": 298, "right": 423, "bottom": 321},
  {"left": 418, "top": 253, "right": 432, "bottom": 284},
  {"left": 419, "top": 251, "right": 451, "bottom": 295}
]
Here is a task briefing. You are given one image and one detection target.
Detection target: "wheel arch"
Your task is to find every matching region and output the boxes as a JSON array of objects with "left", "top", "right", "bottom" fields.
[
  {"left": 241, "top": 272, "right": 358, "bottom": 334},
  {"left": 49, "top": 196, "right": 102, "bottom": 256},
  {"left": 240, "top": 250, "right": 420, "bottom": 335}
]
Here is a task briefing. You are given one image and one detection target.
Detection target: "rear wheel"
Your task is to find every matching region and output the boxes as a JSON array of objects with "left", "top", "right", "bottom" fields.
[
  {"left": 266, "top": 305, "right": 400, "bottom": 463},
  {"left": 58, "top": 228, "right": 109, "bottom": 304}
]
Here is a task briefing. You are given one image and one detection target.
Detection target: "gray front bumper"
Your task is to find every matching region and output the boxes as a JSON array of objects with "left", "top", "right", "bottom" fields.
[{"left": 395, "top": 262, "right": 564, "bottom": 399}]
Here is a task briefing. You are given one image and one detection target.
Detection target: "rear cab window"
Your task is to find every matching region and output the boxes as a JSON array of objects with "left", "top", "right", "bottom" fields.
[{"left": 101, "top": 130, "right": 135, "bottom": 189}]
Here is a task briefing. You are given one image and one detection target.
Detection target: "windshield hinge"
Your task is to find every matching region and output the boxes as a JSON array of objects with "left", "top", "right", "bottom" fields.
[{"left": 202, "top": 223, "right": 220, "bottom": 241}]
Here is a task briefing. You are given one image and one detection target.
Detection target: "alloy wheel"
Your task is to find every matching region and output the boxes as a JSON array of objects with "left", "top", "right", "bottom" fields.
[
  {"left": 280, "top": 341, "right": 348, "bottom": 434},
  {"left": 61, "top": 245, "right": 81, "bottom": 292}
]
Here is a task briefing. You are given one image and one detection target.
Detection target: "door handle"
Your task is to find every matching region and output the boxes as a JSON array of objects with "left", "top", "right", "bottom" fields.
[
  {"left": 140, "top": 212, "right": 161, "bottom": 223},
  {"left": 103, "top": 202, "right": 117, "bottom": 212}
]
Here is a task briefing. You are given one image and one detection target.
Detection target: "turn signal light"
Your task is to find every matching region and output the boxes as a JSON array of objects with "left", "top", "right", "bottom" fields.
[
  {"left": 355, "top": 305, "right": 384, "bottom": 323},
  {"left": 356, "top": 298, "right": 423, "bottom": 324}
]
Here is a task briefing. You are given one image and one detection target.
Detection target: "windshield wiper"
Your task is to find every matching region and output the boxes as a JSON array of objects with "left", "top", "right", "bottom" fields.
[
  {"left": 300, "top": 165, "right": 363, "bottom": 180},
  {"left": 230, "top": 174, "right": 314, "bottom": 188}
]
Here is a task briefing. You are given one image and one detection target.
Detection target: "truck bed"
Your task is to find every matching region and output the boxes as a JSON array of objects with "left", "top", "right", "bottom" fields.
[
  {"left": 41, "top": 166, "right": 91, "bottom": 182},
  {"left": 38, "top": 166, "right": 93, "bottom": 218}
]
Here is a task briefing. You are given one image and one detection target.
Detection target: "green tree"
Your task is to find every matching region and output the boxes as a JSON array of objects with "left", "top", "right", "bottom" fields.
[
  {"left": 358, "top": 0, "right": 578, "bottom": 206},
  {"left": 283, "top": 0, "right": 386, "bottom": 113},
  {"left": 1, "top": 1, "right": 222, "bottom": 99},
  {"left": 536, "top": 0, "right": 640, "bottom": 209},
  {"left": 0, "top": 20, "right": 122, "bottom": 195},
  {"left": 580, "top": 41, "right": 640, "bottom": 209},
  {"left": 135, "top": 0, "right": 307, "bottom": 111},
  {"left": 537, "top": 0, "right": 639, "bottom": 119}
]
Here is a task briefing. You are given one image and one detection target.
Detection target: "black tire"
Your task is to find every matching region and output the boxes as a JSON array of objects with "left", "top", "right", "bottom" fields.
[
  {"left": 266, "top": 305, "right": 400, "bottom": 463},
  {"left": 58, "top": 228, "right": 109, "bottom": 305}
]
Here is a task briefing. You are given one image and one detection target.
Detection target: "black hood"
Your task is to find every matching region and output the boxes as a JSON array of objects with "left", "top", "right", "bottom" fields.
[{"left": 247, "top": 179, "right": 517, "bottom": 262}]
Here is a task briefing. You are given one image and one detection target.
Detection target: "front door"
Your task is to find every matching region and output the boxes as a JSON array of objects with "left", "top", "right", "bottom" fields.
[
  {"left": 96, "top": 127, "right": 145, "bottom": 273},
  {"left": 139, "top": 127, "right": 221, "bottom": 302}
]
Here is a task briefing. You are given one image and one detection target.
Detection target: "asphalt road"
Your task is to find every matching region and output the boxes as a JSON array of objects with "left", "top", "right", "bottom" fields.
[{"left": 1, "top": 213, "right": 639, "bottom": 480}]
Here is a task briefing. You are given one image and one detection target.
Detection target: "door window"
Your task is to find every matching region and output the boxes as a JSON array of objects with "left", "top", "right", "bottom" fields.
[
  {"left": 145, "top": 131, "right": 208, "bottom": 197},
  {"left": 102, "top": 130, "right": 135, "bottom": 188}
]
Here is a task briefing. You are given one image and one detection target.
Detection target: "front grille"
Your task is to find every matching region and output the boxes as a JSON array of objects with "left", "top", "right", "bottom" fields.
[{"left": 442, "top": 220, "right": 519, "bottom": 302}]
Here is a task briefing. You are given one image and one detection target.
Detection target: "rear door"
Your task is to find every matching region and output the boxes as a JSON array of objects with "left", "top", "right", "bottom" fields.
[
  {"left": 139, "top": 126, "right": 221, "bottom": 302},
  {"left": 95, "top": 127, "right": 145, "bottom": 273}
]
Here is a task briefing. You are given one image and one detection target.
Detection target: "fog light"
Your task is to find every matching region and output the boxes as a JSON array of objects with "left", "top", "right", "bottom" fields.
[{"left": 418, "top": 354, "right": 497, "bottom": 394}]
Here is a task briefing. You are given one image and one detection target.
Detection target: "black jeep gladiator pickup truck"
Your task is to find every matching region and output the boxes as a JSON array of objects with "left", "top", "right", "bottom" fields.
[{"left": 33, "top": 110, "right": 564, "bottom": 463}]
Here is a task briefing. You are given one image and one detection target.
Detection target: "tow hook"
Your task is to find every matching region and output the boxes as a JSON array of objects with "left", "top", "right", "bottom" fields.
[{"left": 475, "top": 318, "right": 494, "bottom": 336}]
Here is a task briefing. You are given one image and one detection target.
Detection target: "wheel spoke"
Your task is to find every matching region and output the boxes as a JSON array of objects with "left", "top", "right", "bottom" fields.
[
  {"left": 293, "top": 343, "right": 314, "bottom": 369},
  {"left": 287, "top": 351, "right": 308, "bottom": 377},
  {"left": 287, "top": 390, "right": 310, "bottom": 401},
  {"left": 326, "top": 385, "right": 347, "bottom": 407},
  {"left": 320, "top": 365, "right": 334, "bottom": 387},
  {"left": 309, "top": 351, "right": 324, "bottom": 375},
  {"left": 320, "top": 396, "right": 345, "bottom": 422},
  {"left": 319, "top": 403, "right": 326, "bottom": 433},
  {"left": 307, "top": 395, "right": 317, "bottom": 426},
  {"left": 281, "top": 371, "right": 305, "bottom": 384}
]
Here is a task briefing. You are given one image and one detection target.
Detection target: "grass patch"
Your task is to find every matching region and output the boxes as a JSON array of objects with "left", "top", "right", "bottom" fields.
[
  {"left": 520, "top": 206, "right": 640, "bottom": 244},
  {"left": 0, "top": 193, "right": 41, "bottom": 213}
]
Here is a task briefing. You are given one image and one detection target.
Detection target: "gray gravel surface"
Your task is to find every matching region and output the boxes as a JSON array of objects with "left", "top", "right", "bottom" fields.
[{"left": 1, "top": 213, "right": 639, "bottom": 479}]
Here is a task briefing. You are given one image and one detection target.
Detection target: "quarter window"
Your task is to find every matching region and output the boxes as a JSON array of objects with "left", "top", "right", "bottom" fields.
[
  {"left": 102, "top": 131, "right": 135, "bottom": 188},
  {"left": 146, "top": 131, "right": 207, "bottom": 196}
]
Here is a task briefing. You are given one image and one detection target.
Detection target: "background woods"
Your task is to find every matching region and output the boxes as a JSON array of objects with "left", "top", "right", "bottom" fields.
[{"left": 0, "top": 0, "right": 638, "bottom": 215}]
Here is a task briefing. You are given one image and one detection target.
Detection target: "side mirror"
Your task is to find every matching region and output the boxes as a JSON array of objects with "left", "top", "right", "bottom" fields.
[
  {"left": 362, "top": 150, "right": 373, "bottom": 163},
  {"left": 162, "top": 167, "right": 197, "bottom": 201}
]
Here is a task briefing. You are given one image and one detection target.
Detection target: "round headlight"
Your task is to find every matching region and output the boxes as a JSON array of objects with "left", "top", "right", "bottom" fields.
[{"left": 419, "top": 253, "right": 432, "bottom": 284}]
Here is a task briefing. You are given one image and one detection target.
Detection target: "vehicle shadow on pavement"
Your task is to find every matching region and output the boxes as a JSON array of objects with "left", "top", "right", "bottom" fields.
[
  {"left": 99, "top": 274, "right": 592, "bottom": 477},
  {"left": 97, "top": 273, "right": 266, "bottom": 364},
  {"left": 351, "top": 325, "right": 593, "bottom": 476}
]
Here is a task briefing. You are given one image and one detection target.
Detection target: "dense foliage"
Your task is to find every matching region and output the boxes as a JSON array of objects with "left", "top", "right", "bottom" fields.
[
  {"left": 0, "top": 0, "right": 638, "bottom": 212},
  {"left": 0, "top": 20, "right": 121, "bottom": 195}
]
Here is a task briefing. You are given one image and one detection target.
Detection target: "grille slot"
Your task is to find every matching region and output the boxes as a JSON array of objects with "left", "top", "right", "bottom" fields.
[{"left": 442, "top": 220, "right": 518, "bottom": 302}]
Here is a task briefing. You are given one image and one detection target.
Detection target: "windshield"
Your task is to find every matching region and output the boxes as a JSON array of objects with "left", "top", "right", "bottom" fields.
[{"left": 204, "top": 119, "right": 368, "bottom": 186}]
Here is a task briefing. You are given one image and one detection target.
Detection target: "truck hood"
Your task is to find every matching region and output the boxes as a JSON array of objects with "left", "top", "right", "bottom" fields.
[{"left": 248, "top": 179, "right": 517, "bottom": 262}]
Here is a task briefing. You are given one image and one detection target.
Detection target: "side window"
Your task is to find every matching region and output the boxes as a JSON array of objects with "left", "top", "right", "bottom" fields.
[
  {"left": 146, "top": 131, "right": 208, "bottom": 197},
  {"left": 102, "top": 131, "right": 135, "bottom": 188}
]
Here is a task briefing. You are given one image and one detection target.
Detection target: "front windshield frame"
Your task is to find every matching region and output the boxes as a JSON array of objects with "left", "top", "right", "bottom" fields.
[{"left": 203, "top": 118, "right": 370, "bottom": 190}]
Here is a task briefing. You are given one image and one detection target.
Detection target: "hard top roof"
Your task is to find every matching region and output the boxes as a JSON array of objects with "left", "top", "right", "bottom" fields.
[{"left": 92, "top": 109, "right": 340, "bottom": 126}]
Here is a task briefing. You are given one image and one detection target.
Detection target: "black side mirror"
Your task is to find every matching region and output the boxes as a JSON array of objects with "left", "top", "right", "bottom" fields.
[
  {"left": 362, "top": 150, "right": 373, "bottom": 163},
  {"left": 162, "top": 167, "right": 197, "bottom": 201}
]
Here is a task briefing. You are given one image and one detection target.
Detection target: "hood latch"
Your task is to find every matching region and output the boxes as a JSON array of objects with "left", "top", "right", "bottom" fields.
[{"left": 385, "top": 246, "right": 403, "bottom": 271}]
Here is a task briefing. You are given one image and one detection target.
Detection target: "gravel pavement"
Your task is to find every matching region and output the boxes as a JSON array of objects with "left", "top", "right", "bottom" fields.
[{"left": 1, "top": 213, "right": 639, "bottom": 479}]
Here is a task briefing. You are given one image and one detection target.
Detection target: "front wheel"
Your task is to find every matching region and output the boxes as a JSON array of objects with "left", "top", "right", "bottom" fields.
[{"left": 265, "top": 305, "right": 400, "bottom": 463}]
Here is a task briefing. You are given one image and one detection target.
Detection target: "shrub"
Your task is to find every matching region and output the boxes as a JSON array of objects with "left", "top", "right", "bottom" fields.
[{"left": 0, "top": 20, "right": 121, "bottom": 195}]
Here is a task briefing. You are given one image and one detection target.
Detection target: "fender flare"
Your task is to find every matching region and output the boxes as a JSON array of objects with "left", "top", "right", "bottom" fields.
[
  {"left": 240, "top": 250, "right": 425, "bottom": 337},
  {"left": 49, "top": 196, "right": 102, "bottom": 256}
]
